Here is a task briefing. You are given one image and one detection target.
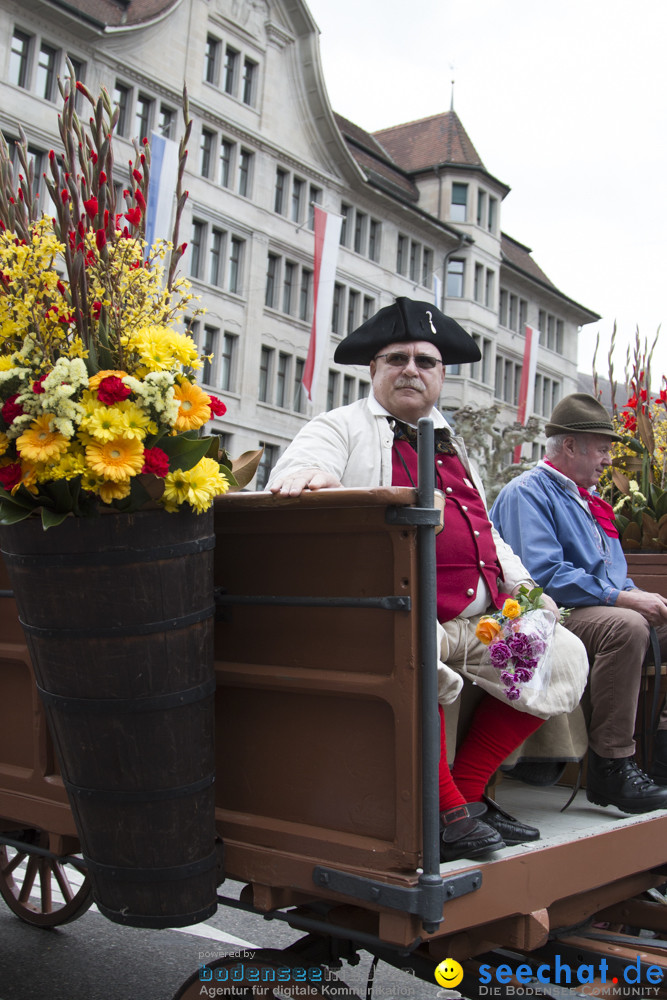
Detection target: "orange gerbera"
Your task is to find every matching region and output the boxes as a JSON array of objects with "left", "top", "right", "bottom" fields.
[
  {"left": 16, "top": 415, "right": 70, "bottom": 463},
  {"left": 85, "top": 437, "right": 144, "bottom": 481},
  {"left": 173, "top": 380, "right": 211, "bottom": 431}
]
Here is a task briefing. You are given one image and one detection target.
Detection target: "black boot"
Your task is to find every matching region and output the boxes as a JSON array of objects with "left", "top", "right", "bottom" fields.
[
  {"left": 650, "top": 730, "right": 667, "bottom": 786},
  {"left": 440, "top": 803, "right": 505, "bottom": 863},
  {"left": 482, "top": 794, "right": 540, "bottom": 845},
  {"left": 586, "top": 749, "right": 667, "bottom": 814}
]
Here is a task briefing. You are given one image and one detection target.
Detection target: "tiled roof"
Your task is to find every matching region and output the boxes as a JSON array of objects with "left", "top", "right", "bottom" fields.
[
  {"left": 501, "top": 234, "right": 557, "bottom": 289},
  {"left": 45, "top": 0, "right": 179, "bottom": 28},
  {"left": 373, "top": 111, "right": 485, "bottom": 173},
  {"left": 334, "top": 113, "right": 420, "bottom": 203}
]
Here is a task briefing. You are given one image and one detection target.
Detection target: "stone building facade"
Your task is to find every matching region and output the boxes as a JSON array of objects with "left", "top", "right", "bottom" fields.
[{"left": 0, "top": 0, "right": 598, "bottom": 485}]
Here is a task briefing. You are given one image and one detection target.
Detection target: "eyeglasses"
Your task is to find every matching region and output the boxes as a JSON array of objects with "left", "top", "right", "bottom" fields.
[{"left": 374, "top": 352, "right": 443, "bottom": 370}]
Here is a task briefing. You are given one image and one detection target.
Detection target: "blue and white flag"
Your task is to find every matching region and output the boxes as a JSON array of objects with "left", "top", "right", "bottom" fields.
[{"left": 144, "top": 132, "right": 179, "bottom": 250}]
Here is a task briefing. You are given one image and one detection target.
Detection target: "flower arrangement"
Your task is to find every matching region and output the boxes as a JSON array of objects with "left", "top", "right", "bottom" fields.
[
  {"left": 594, "top": 330, "right": 667, "bottom": 551},
  {"left": 0, "top": 68, "right": 242, "bottom": 528},
  {"left": 474, "top": 586, "right": 555, "bottom": 702}
]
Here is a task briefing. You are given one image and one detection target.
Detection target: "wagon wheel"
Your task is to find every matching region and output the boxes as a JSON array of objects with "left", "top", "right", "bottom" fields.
[
  {"left": 172, "top": 948, "right": 361, "bottom": 999},
  {"left": 0, "top": 829, "right": 93, "bottom": 927}
]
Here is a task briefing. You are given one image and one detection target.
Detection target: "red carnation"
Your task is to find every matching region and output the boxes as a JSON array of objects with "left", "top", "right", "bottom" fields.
[
  {"left": 0, "top": 464, "right": 23, "bottom": 491},
  {"left": 92, "top": 300, "right": 102, "bottom": 320},
  {"left": 2, "top": 395, "right": 25, "bottom": 426},
  {"left": 97, "top": 376, "right": 132, "bottom": 405},
  {"left": 32, "top": 374, "right": 49, "bottom": 395},
  {"left": 142, "top": 446, "right": 170, "bottom": 478},
  {"left": 208, "top": 396, "right": 227, "bottom": 417}
]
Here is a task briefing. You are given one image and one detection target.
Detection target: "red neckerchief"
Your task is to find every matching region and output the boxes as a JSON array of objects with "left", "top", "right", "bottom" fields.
[{"left": 544, "top": 459, "right": 618, "bottom": 538}]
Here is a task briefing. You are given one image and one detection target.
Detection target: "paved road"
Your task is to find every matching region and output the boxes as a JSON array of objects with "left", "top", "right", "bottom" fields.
[{"left": 0, "top": 879, "right": 456, "bottom": 1000}]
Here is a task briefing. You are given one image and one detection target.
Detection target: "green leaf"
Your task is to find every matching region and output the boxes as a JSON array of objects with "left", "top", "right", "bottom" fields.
[
  {"left": 41, "top": 507, "right": 69, "bottom": 529},
  {"left": 160, "top": 434, "right": 212, "bottom": 472},
  {"left": 0, "top": 504, "right": 32, "bottom": 525}
]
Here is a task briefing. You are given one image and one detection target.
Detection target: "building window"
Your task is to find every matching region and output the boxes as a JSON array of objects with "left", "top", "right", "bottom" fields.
[
  {"left": 332, "top": 283, "right": 344, "bottom": 334},
  {"left": 259, "top": 347, "right": 273, "bottom": 403},
  {"left": 358, "top": 381, "right": 370, "bottom": 399},
  {"left": 293, "top": 358, "right": 306, "bottom": 413},
  {"left": 135, "top": 94, "right": 153, "bottom": 142},
  {"left": 362, "top": 295, "right": 375, "bottom": 323},
  {"left": 519, "top": 299, "right": 528, "bottom": 332},
  {"left": 68, "top": 55, "right": 86, "bottom": 110},
  {"left": 224, "top": 46, "right": 239, "bottom": 95},
  {"left": 10, "top": 30, "right": 32, "bottom": 89},
  {"left": 354, "top": 211, "right": 367, "bottom": 254},
  {"left": 488, "top": 197, "right": 497, "bottom": 233},
  {"left": 446, "top": 258, "right": 464, "bottom": 298},
  {"left": 299, "top": 269, "right": 312, "bottom": 322},
  {"left": 347, "top": 290, "right": 359, "bottom": 333},
  {"left": 274, "top": 167, "right": 287, "bottom": 214},
  {"left": 256, "top": 443, "right": 278, "bottom": 490},
  {"left": 220, "top": 333, "right": 236, "bottom": 392},
  {"left": 342, "top": 375, "right": 355, "bottom": 406},
  {"left": 368, "top": 219, "right": 380, "bottom": 262},
  {"left": 238, "top": 148, "right": 253, "bottom": 197},
  {"left": 282, "top": 261, "right": 295, "bottom": 313},
  {"left": 265, "top": 253, "right": 279, "bottom": 308},
  {"left": 200, "top": 128, "right": 214, "bottom": 178},
  {"left": 190, "top": 219, "right": 205, "bottom": 279},
  {"left": 220, "top": 139, "right": 234, "bottom": 187},
  {"left": 327, "top": 371, "right": 339, "bottom": 411},
  {"left": 307, "top": 186, "right": 322, "bottom": 230},
  {"left": 276, "top": 352, "right": 290, "bottom": 408},
  {"left": 485, "top": 270, "right": 494, "bottom": 309},
  {"left": 205, "top": 35, "right": 221, "bottom": 85},
  {"left": 202, "top": 325, "right": 219, "bottom": 385},
  {"left": 451, "top": 182, "right": 468, "bottom": 223},
  {"left": 471, "top": 335, "right": 492, "bottom": 384},
  {"left": 422, "top": 248, "right": 433, "bottom": 287},
  {"left": 291, "top": 177, "right": 304, "bottom": 223},
  {"left": 396, "top": 234, "right": 408, "bottom": 275},
  {"left": 159, "top": 104, "right": 175, "bottom": 138},
  {"left": 242, "top": 58, "right": 257, "bottom": 105},
  {"left": 474, "top": 263, "right": 484, "bottom": 303},
  {"left": 409, "top": 241, "right": 421, "bottom": 283},
  {"left": 499, "top": 289, "right": 508, "bottom": 327},
  {"left": 477, "top": 190, "right": 486, "bottom": 228},
  {"left": 209, "top": 227, "right": 225, "bottom": 286},
  {"left": 340, "top": 204, "right": 352, "bottom": 246},
  {"left": 228, "top": 236, "right": 243, "bottom": 294},
  {"left": 113, "top": 82, "right": 132, "bottom": 136},
  {"left": 36, "top": 44, "right": 58, "bottom": 101}
]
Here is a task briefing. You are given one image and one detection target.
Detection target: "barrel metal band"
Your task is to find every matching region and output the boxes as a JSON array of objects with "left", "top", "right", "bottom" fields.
[
  {"left": 83, "top": 849, "right": 217, "bottom": 882},
  {"left": 63, "top": 773, "right": 215, "bottom": 803},
  {"left": 1, "top": 534, "right": 215, "bottom": 568},
  {"left": 21, "top": 603, "right": 215, "bottom": 639},
  {"left": 35, "top": 676, "right": 217, "bottom": 714}
]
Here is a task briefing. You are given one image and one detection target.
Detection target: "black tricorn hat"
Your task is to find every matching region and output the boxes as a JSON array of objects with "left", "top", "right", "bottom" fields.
[
  {"left": 333, "top": 297, "right": 481, "bottom": 366},
  {"left": 545, "top": 393, "right": 623, "bottom": 441}
]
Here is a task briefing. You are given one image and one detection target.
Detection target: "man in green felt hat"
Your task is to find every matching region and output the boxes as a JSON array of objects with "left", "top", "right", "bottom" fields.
[
  {"left": 268, "top": 298, "right": 589, "bottom": 862},
  {"left": 492, "top": 392, "right": 667, "bottom": 814}
]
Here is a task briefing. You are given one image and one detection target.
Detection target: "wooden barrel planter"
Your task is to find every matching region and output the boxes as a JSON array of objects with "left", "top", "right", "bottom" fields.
[{"left": 0, "top": 507, "right": 218, "bottom": 929}]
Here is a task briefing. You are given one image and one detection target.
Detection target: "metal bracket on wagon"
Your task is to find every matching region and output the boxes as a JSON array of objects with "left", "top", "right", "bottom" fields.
[
  {"left": 385, "top": 505, "right": 441, "bottom": 528},
  {"left": 312, "top": 865, "right": 482, "bottom": 925}
]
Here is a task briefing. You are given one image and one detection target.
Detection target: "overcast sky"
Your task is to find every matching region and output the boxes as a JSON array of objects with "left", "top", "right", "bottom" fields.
[{"left": 306, "top": 0, "right": 667, "bottom": 391}]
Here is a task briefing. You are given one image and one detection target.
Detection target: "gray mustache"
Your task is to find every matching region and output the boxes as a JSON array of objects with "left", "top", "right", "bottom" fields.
[{"left": 395, "top": 379, "right": 424, "bottom": 391}]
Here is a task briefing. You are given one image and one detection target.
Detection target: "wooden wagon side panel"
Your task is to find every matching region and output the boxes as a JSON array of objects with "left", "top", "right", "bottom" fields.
[{"left": 213, "top": 488, "right": 424, "bottom": 880}]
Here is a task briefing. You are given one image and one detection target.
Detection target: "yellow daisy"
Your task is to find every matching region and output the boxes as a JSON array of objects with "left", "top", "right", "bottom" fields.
[
  {"left": 98, "top": 479, "right": 132, "bottom": 504},
  {"left": 173, "top": 380, "right": 211, "bottom": 432},
  {"left": 16, "top": 414, "right": 70, "bottom": 463},
  {"left": 85, "top": 437, "right": 144, "bottom": 482}
]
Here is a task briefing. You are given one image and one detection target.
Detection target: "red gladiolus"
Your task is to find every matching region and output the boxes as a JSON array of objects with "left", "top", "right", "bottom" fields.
[
  {"left": 49, "top": 149, "right": 55, "bottom": 162},
  {"left": 95, "top": 229, "right": 107, "bottom": 250},
  {"left": 135, "top": 189, "right": 146, "bottom": 211},
  {"left": 18, "top": 189, "right": 24, "bottom": 202},
  {"left": 132, "top": 168, "right": 142, "bottom": 183},
  {"left": 90, "top": 151, "right": 98, "bottom": 164},
  {"left": 83, "top": 196, "right": 98, "bottom": 218},
  {"left": 124, "top": 207, "right": 142, "bottom": 227},
  {"left": 61, "top": 189, "right": 69, "bottom": 203},
  {"left": 57, "top": 279, "right": 66, "bottom": 295},
  {"left": 97, "top": 376, "right": 132, "bottom": 405},
  {"left": 0, "top": 464, "right": 23, "bottom": 491},
  {"left": 99, "top": 171, "right": 107, "bottom": 183},
  {"left": 142, "top": 446, "right": 170, "bottom": 478},
  {"left": 208, "top": 396, "right": 227, "bottom": 417},
  {"left": 2, "top": 395, "right": 25, "bottom": 425},
  {"left": 92, "top": 301, "right": 102, "bottom": 320}
]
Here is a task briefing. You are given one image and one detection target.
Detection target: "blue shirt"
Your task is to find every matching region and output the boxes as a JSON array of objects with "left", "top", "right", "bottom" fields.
[{"left": 489, "top": 462, "right": 635, "bottom": 607}]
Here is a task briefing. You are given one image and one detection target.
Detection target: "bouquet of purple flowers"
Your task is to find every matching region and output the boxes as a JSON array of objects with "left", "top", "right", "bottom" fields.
[{"left": 475, "top": 586, "right": 557, "bottom": 703}]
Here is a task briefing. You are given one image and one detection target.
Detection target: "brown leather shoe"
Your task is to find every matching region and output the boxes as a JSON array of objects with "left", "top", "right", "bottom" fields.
[{"left": 440, "top": 802, "right": 505, "bottom": 863}]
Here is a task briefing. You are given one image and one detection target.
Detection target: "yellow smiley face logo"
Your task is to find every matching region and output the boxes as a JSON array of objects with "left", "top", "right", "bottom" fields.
[{"left": 434, "top": 958, "right": 464, "bottom": 989}]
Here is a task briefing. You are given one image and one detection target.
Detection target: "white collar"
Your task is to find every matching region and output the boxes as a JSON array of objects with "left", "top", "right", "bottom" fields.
[{"left": 367, "top": 387, "right": 446, "bottom": 428}]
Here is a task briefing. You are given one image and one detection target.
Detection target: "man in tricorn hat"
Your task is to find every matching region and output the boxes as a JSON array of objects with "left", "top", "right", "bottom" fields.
[
  {"left": 268, "top": 297, "right": 588, "bottom": 861},
  {"left": 491, "top": 393, "right": 667, "bottom": 813}
]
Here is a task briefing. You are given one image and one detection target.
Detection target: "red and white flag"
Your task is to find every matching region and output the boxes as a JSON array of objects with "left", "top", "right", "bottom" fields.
[
  {"left": 302, "top": 205, "right": 342, "bottom": 403},
  {"left": 513, "top": 324, "right": 541, "bottom": 463}
]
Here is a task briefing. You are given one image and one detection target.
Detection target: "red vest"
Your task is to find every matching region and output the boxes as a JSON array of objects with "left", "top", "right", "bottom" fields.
[{"left": 391, "top": 441, "right": 504, "bottom": 621}]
